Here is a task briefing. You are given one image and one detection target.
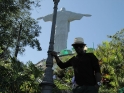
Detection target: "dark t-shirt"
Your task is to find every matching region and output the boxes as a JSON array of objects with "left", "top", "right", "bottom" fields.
[{"left": 56, "top": 53, "right": 101, "bottom": 86}]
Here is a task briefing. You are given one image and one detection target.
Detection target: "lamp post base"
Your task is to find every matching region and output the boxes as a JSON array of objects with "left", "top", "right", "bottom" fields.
[
  {"left": 40, "top": 81, "right": 56, "bottom": 93},
  {"left": 39, "top": 81, "right": 56, "bottom": 87},
  {"left": 40, "top": 64, "right": 56, "bottom": 93}
]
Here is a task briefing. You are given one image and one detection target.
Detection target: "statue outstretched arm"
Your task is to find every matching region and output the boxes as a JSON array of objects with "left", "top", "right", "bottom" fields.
[
  {"left": 37, "top": 17, "right": 43, "bottom": 20},
  {"left": 68, "top": 11, "right": 92, "bottom": 21},
  {"left": 37, "top": 14, "right": 53, "bottom": 22},
  {"left": 81, "top": 14, "right": 92, "bottom": 17}
]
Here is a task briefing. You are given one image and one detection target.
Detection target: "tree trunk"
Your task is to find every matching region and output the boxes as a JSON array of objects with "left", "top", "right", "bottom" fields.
[{"left": 14, "top": 23, "right": 22, "bottom": 58}]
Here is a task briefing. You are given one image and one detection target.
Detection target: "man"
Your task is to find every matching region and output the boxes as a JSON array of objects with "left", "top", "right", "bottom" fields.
[
  {"left": 51, "top": 37, "right": 102, "bottom": 93},
  {"left": 71, "top": 45, "right": 87, "bottom": 89}
]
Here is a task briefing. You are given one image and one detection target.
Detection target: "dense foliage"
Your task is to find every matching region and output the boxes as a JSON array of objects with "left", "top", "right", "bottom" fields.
[
  {"left": 0, "top": 0, "right": 41, "bottom": 59},
  {"left": 0, "top": 0, "right": 43, "bottom": 93}
]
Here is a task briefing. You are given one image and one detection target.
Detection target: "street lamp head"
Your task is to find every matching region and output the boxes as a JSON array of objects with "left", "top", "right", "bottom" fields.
[{"left": 53, "top": 0, "right": 60, "bottom": 3}]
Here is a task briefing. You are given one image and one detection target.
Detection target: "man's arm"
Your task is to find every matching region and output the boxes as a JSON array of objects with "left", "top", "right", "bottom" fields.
[
  {"left": 68, "top": 11, "right": 92, "bottom": 22},
  {"left": 95, "top": 73, "right": 102, "bottom": 83},
  {"left": 90, "top": 53, "right": 102, "bottom": 84},
  {"left": 54, "top": 55, "right": 73, "bottom": 69},
  {"left": 51, "top": 51, "right": 72, "bottom": 69}
]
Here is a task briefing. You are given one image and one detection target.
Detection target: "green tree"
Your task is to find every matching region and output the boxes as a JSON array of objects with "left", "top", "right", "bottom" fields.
[
  {"left": 94, "top": 41, "right": 119, "bottom": 92},
  {"left": 12, "top": 12, "right": 42, "bottom": 58},
  {"left": 0, "top": 0, "right": 42, "bottom": 58},
  {"left": 94, "top": 29, "right": 124, "bottom": 92},
  {"left": 0, "top": 0, "right": 43, "bottom": 92},
  {"left": 108, "top": 29, "right": 124, "bottom": 89},
  {"left": 0, "top": 57, "right": 43, "bottom": 93}
]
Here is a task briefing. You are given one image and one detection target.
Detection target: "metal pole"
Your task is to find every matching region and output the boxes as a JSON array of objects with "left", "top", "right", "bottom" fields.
[{"left": 40, "top": 0, "right": 60, "bottom": 93}]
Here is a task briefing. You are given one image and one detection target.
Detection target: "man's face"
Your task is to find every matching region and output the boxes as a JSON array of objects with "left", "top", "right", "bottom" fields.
[{"left": 73, "top": 44, "right": 86, "bottom": 55}]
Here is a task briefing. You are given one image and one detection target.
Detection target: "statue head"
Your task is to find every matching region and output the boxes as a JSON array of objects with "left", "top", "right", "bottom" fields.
[{"left": 60, "top": 7, "right": 66, "bottom": 11}]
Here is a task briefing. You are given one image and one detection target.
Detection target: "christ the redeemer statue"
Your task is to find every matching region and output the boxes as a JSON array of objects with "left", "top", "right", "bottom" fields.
[{"left": 37, "top": 7, "right": 91, "bottom": 53}]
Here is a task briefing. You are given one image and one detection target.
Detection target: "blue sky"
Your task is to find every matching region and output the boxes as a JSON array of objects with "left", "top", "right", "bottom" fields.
[{"left": 18, "top": 0, "right": 124, "bottom": 64}]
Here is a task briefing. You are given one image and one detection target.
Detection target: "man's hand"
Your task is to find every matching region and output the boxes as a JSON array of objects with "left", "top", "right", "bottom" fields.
[
  {"left": 50, "top": 51, "right": 58, "bottom": 57},
  {"left": 50, "top": 51, "right": 61, "bottom": 64}
]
